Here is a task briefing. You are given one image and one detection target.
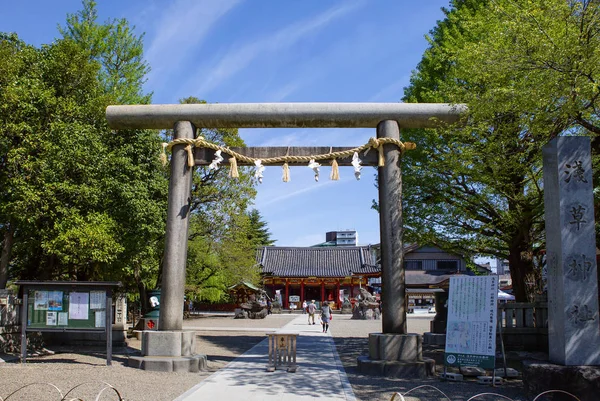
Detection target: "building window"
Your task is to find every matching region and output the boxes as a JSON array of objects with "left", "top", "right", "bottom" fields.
[
  {"left": 404, "top": 260, "right": 423, "bottom": 270},
  {"left": 437, "top": 260, "right": 458, "bottom": 270}
]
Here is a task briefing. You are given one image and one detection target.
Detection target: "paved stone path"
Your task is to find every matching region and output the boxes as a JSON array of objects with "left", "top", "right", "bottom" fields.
[{"left": 175, "top": 314, "right": 355, "bottom": 400}]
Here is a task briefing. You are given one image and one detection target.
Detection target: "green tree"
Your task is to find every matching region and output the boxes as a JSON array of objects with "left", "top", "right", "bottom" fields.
[
  {"left": 0, "top": 32, "right": 167, "bottom": 300},
  {"left": 59, "top": 0, "right": 151, "bottom": 104},
  {"left": 395, "top": 0, "right": 600, "bottom": 301},
  {"left": 58, "top": 0, "right": 165, "bottom": 307},
  {"left": 246, "top": 209, "right": 276, "bottom": 247}
]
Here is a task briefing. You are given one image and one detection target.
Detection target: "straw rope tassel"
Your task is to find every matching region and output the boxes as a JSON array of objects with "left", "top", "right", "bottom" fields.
[
  {"left": 184, "top": 144, "right": 195, "bottom": 167},
  {"left": 377, "top": 145, "right": 385, "bottom": 167},
  {"left": 160, "top": 143, "right": 169, "bottom": 166},
  {"left": 282, "top": 162, "right": 290, "bottom": 182},
  {"left": 330, "top": 159, "right": 339, "bottom": 181},
  {"left": 282, "top": 147, "right": 291, "bottom": 182},
  {"left": 229, "top": 157, "right": 239, "bottom": 178}
]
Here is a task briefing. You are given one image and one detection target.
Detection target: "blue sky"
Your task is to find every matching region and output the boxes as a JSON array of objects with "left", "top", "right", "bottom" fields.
[{"left": 2, "top": 0, "right": 455, "bottom": 248}]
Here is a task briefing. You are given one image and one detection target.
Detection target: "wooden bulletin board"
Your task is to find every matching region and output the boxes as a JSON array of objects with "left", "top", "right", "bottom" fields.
[{"left": 15, "top": 281, "right": 121, "bottom": 365}]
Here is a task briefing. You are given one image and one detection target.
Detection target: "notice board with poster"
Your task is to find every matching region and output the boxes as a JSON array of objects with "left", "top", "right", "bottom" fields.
[
  {"left": 15, "top": 281, "right": 121, "bottom": 365},
  {"left": 444, "top": 276, "right": 498, "bottom": 369}
]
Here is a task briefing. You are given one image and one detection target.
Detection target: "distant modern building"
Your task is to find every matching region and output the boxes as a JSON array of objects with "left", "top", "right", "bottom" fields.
[
  {"left": 325, "top": 230, "right": 358, "bottom": 246},
  {"left": 496, "top": 258, "right": 510, "bottom": 275}
]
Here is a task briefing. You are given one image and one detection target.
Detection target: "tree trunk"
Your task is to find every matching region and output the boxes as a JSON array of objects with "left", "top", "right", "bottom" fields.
[
  {"left": 508, "top": 247, "right": 534, "bottom": 302},
  {"left": 134, "top": 262, "right": 149, "bottom": 314},
  {"left": 0, "top": 222, "right": 15, "bottom": 289},
  {"left": 506, "top": 177, "right": 536, "bottom": 302}
]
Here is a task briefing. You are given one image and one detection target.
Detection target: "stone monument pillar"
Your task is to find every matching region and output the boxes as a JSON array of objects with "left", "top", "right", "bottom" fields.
[{"left": 543, "top": 136, "right": 600, "bottom": 366}]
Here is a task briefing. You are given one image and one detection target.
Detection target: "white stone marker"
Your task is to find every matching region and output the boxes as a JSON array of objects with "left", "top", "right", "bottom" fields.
[{"left": 543, "top": 136, "right": 600, "bottom": 366}]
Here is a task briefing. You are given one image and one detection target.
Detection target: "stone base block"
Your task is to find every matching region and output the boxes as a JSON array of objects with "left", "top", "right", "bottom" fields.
[
  {"left": 357, "top": 356, "right": 434, "bottom": 378},
  {"left": 440, "top": 372, "right": 463, "bottom": 381},
  {"left": 494, "top": 367, "right": 520, "bottom": 378},
  {"left": 478, "top": 376, "right": 503, "bottom": 385},
  {"left": 522, "top": 360, "right": 600, "bottom": 401},
  {"left": 460, "top": 366, "right": 486, "bottom": 377},
  {"left": 423, "top": 332, "right": 446, "bottom": 346},
  {"left": 369, "top": 333, "right": 422, "bottom": 361},
  {"left": 142, "top": 330, "right": 196, "bottom": 357},
  {"left": 128, "top": 354, "right": 207, "bottom": 373}
]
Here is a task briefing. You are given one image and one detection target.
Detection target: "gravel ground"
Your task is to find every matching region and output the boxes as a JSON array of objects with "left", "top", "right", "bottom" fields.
[
  {"left": 329, "top": 314, "right": 528, "bottom": 401},
  {"left": 0, "top": 313, "right": 529, "bottom": 401},
  {"left": 0, "top": 315, "right": 296, "bottom": 401}
]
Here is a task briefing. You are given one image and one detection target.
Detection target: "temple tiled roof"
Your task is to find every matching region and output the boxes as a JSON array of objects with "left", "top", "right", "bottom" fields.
[
  {"left": 257, "top": 246, "right": 379, "bottom": 278},
  {"left": 405, "top": 270, "right": 475, "bottom": 286}
]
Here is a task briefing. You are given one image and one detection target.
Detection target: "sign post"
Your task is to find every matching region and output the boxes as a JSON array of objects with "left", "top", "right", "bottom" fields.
[{"left": 444, "top": 276, "right": 498, "bottom": 370}]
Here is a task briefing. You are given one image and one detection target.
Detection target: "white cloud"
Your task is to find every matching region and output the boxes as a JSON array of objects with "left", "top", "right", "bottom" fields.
[
  {"left": 368, "top": 76, "right": 410, "bottom": 102},
  {"left": 190, "top": 1, "right": 364, "bottom": 97},
  {"left": 257, "top": 179, "right": 339, "bottom": 208},
  {"left": 145, "top": 0, "right": 242, "bottom": 82}
]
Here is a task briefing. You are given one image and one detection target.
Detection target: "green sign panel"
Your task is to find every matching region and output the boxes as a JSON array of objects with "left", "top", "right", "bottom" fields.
[{"left": 444, "top": 352, "right": 495, "bottom": 369}]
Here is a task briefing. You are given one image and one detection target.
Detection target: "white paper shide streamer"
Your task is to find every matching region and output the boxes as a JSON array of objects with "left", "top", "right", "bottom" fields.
[
  {"left": 308, "top": 159, "right": 321, "bottom": 182},
  {"left": 351, "top": 152, "right": 362, "bottom": 180},
  {"left": 208, "top": 150, "right": 224, "bottom": 170},
  {"left": 254, "top": 159, "right": 265, "bottom": 183}
]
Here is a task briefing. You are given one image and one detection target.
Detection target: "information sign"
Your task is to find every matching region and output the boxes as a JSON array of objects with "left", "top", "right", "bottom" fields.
[{"left": 444, "top": 276, "right": 498, "bottom": 369}]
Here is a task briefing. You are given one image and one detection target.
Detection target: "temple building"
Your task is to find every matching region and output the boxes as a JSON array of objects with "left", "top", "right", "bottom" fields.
[
  {"left": 257, "top": 246, "right": 378, "bottom": 309},
  {"left": 257, "top": 242, "right": 485, "bottom": 311}
]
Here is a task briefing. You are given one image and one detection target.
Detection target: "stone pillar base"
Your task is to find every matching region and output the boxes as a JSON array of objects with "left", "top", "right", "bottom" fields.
[
  {"left": 423, "top": 332, "right": 446, "bottom": 346},
  {"left": 522, "top": 360, "right": 600, "bottom": 401},
  {"left": 357, "top": 355, "right": 435, "bottom": 378},
  {"left": 368, "top": 333, "right": 422, "bottom": 361},
  {"left": 358, "top": 333, "right": 434, "bottom": 378},
  {"left": 129, "top": 330, "right": 207, "bottom": 373}
]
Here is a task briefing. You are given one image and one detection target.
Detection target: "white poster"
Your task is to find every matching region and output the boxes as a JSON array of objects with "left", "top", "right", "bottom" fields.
[
  {"left": 46, "top": 311, "right": 57, "bottom": 325},
  {"left": 444, "top": 276, "right": 498, "bottom": 369},
  {"left": 89, "top": 291, "right": 106, "bottom": 310},
  {"left": 95, "top": 310, "right": 106, "bottom": 328},
  {"left": 34, "top": 291, "right": 49, "bottom": 310},
  {"left": 58, "top": 312, "right": 68, "bottom": 326},
  {"left": 69, "top": 292, "right": 89, "bottom": 320}
]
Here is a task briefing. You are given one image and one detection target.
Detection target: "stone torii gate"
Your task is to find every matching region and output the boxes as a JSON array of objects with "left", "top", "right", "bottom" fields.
[{"left": 106, "top": 102, "right": 465, "bottom": 372}]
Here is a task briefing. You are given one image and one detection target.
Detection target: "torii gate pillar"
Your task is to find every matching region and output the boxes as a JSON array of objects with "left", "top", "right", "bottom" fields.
[{"left": 357, "top": 120, "right": 432, "bottom": 378}]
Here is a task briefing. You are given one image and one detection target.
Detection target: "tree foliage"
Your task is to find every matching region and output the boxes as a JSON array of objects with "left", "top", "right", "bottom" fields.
[
  {"left": 398, "top": 0, "right": 600, "bottom": 301},
  {"left": 0, "top": 1, "right": 167, "bottom": 298},
  {"left": 59, "top": 0, "right": 151, "bottom": 104}
]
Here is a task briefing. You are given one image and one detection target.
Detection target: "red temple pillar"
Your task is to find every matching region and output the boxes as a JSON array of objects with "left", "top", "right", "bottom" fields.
[
  {"left": 285, "top": 280, "right": 289, "bottom": 309},
  {"left": 300, "top": 280, "right": 305, "bottom": 304},
  {"left": 320, "top": 281, "right": 325, "bottom": 303},
  {"left": 336, "top": 280, "right": 341, "bottom": 309}
]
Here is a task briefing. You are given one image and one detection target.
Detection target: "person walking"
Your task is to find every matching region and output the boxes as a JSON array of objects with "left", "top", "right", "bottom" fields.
[
  {"left": 302, "top": 300, "right": 308, "bottom": 314},
  {"left": 307, "top": 300, "right": 317, "bottom": 324},
  {"left": 321, "top": 301, "right": 333, "bottom": 333}
]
